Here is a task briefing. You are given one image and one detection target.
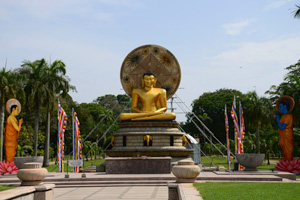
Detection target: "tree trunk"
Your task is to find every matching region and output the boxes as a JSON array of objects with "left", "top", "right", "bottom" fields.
[
  {"left": 43, "top": 111, "right": 50, "bottom": 167},
  {"left": 256, "top": 123, "right": 260, "bottom": 153},
  {"left": 34, "top": 98, "right": 40, "bottom": 156},
  {"left": 0, "top": 100, "right": 5, "bottom": 162}
]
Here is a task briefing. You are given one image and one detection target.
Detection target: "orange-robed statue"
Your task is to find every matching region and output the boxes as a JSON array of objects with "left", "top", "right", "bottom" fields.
[
  {"left": 276, "top": 96, "right": 294, "bottom": 161},
  {"left": 4, "top": 99, "right": 23, "bottom": 162}
]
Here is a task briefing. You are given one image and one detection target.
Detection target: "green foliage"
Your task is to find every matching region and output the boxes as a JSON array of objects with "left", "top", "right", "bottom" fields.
[
  {"left": 183, "top": 88, "right": 245, "bottom": 143},
  {"left": 93, "top": 94, "right": 130, "bottom": 118},
  {"left": 194, "top": 182, "right": 300, "bottom": 200},
  {"left": 16, "top": 145, "right": 24, "bottom": 157},
  {"left": 49, "top": 147, "right": 54, "bottom": 159},
  {"left": 266, "top": 59, "right": 300, "bottom": 126},
  {"left": 22, "top": 145, "right": 33, "bottom": 156},
  {"left": 293, "top": 5, "right": 300, "bottom": 18}
]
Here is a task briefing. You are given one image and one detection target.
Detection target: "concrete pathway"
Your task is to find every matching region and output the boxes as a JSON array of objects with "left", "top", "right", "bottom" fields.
[{"left": 54, "top": 186, "right": 168, "bottom": 200}]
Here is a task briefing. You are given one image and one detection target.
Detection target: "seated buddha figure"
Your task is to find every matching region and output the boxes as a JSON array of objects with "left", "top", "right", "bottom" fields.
[{"left": 120, "top": 71, "right": 176, "bottom": 121}]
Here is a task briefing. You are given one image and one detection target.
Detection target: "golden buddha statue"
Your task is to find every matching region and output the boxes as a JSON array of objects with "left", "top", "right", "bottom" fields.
[{"left": 119, "top": 71, "right": 176, "bottom": 121}]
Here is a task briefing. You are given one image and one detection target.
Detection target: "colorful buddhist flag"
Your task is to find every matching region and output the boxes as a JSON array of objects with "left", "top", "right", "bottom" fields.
[
  {"left": 73, "top": 108, "right": 82, "bottom": 172},
  {"left": 225, "top": 105, "right": 231, "bottom": 171},
  {"left": 239, "top": 101, "right": 245, "bottom": 154},
  {"left": 231, "top": 96, "right": 240, "bottom": 154},
  {"left": 57, "top": 99, "right": 67, "bottom": 173}
]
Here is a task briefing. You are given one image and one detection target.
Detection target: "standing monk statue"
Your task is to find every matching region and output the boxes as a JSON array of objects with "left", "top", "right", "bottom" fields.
[
  {"left": 120, "top": 71, "right": 176, "bottom": 121},
  {"left": 5, "top": 99, "right": 23, "bottom": 162},
  {"left": 276, "top": 96, "right": 294, "bottom": 161}
]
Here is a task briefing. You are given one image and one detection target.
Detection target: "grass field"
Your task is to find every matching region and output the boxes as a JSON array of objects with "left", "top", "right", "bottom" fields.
[
  {"left": 194, "top": 182, "right": 300, "bottom": 200},
  {"left": 44, "top": 158, "right": 105, "bottom": 172},
  {"left": 0, "top": 185, "right": 16, "bottom": 192},
  {"left": 201, "top": 156, "right": 276, "bottom": 171}
]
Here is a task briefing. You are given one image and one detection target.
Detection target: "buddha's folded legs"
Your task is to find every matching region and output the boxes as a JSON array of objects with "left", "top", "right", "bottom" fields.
[
  {"left": 132, "top": 113, "right": 176, "bottom": 121},
  {"left": 120, "top": 112, "right": 162, "bottom": 121}
]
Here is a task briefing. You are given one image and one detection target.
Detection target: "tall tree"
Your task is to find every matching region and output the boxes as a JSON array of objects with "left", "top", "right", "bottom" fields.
[
  {"left": 293, "top": 4, "right": 300, "bottom": 18},
  {"left": 183, "top": 89, "right": 244, "bottom": 143},
  {"left": 43, "top": 60, "right": 75, "bottom": 167},
  {"left": 245, "top": 91, "right": 273, "bottom": 153},
  {"left": 266, "top": 59, "right": 300, "bottom": 126},
  {"left": 20, "top": 59, "right": 48, "bottom": 156}
]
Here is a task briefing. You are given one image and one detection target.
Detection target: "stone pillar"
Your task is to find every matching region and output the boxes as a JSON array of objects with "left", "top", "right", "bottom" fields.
[
  {"left": 17, "top": 162, "right": 48, "bottom": 186},
  {"left": 172, "top": 160, "right": 200, "bottom": 183}
]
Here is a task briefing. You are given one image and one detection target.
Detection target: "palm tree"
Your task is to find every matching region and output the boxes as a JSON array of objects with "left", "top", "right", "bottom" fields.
[
  {"left": 20, "top": 59, "right": 48, "bottom": 156},
  {"left": 0, "top": 68, "right": 17, "bottom": 161},
  {"left": 246, "top": 91, "right": 273, "bottom": 153},
  {"left": 43, "top": 60, "right": 75, "bottom": 167},
  {"left": 293, "top": 4, "right": 300, "bottom": 18}
]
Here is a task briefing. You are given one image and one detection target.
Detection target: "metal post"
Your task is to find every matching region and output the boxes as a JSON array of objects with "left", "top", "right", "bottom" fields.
[
  {"left": 65, "top": 156, "right": 69, "bottom": 178},
  {"left": 81, "top": 156, "right": 86, "bottom": 178}
]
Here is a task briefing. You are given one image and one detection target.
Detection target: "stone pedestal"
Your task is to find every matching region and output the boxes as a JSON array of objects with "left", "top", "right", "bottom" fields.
[
  {"left": 172, "top": 160, "right": 200, "bottom": 183},
  {"left": 105, "top": 121, "right": 193, "bottom": 161},
  {"left": 105, "top": 157, "right": 171, "bottom": 174},
  {"left": 235, "top": 153, "right": 265, "bottom": 171},
  {"left": 17, "top": 162, "right": 48, "bottom": 186}
]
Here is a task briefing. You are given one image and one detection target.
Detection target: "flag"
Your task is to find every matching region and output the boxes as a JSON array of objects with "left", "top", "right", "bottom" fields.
[
  {"left": 58, "top": 99, "right": 67, "bottom": 173},
  {"left": 239, "top": 101, "right": 245, "bottom": 154},
  {"left": 225, "top": 105, "right": 231, "bottom": 170},
  {"left": 231, "top": 96, "right": 240, "bottom": 154},
  {"left": 239, "top": 101, "right": 245, "bottom": 141},
  {"left": 73, "top": 109, "right": 82, "bottom": 172},
  {"left": 231, "top": 96, "right": 244, "bottom": 170}
]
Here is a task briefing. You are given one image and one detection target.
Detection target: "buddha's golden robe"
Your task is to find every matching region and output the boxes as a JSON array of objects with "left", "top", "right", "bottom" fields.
[
  {"left": 278, "top": 113, "right": 294, "bottom": 161},
  {"left": 4, "top": 116, "right": 19, "bottom": 162}
]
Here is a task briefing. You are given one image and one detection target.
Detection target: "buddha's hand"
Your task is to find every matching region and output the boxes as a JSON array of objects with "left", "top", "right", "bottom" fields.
[
  {"left": 155, "top": 107, "right": 167, "bottom": 113},
  {"left": 19, "top": 118, "right": 23, "bottom": 125}
]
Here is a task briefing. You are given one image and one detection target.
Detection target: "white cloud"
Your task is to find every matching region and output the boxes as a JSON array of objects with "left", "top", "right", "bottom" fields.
[
  {"left": 222, "top": 20, "right": 255, "bottom": 36},
  {"left": 202, "top": 36, "right": 300, "bottom": 96},
  {"left": 266, "top": 0, "right": 294, "bottom": 10}
]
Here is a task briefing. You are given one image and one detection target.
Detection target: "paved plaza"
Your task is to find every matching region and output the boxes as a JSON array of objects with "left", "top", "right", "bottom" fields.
[{"left": 54, "top": 186, "right": 168, "bottom": 200}]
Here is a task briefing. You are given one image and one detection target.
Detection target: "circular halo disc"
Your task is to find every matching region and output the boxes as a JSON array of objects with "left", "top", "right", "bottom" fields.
[
  {"left": 6, "top": 99, "right": 21, "bottom": 114},
  {"left": 120, "top": 44, "right": 181, "bottom": 99}
]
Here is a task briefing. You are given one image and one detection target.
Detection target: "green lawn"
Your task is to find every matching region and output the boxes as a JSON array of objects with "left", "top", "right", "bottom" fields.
[
  {"left": 0, "top": 185, "right": 16, "bottom": 192},
  {"left": 194, "top": 182, "right": 300, "bottom": 200},
  {"left": 44, "top": 158, "right": 105, "bottom": 172},
  {"left": 201, "top": 156, "right": 276, "bottom": 171}
]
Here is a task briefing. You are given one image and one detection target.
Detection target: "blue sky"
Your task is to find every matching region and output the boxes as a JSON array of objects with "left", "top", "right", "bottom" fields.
[{"left": 1, "top": 0, "right": 300, "bottom": 122}]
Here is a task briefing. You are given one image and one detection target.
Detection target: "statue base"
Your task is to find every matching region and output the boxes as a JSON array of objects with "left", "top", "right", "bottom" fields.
[
  {"left": 105, "top": 121, "right": 193, "bottom": 163},
  {"left": 105, "top": 157, "right": 172, "bottom": 174}
]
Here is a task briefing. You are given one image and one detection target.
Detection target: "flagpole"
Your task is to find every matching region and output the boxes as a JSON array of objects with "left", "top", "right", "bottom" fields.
[
  {"left": 225, "top": 105, "right": 231, "bottom": 171},
  {"left": 72, "top": 108, "right": 75, "bottom": 172},
  {"left": 57, "top": 99, "right": 61, "bottom": 173}
]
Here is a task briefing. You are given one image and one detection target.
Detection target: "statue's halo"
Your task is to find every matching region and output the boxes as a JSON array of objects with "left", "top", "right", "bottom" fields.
[
  {"left": 6, "top": 98, "right": 21, "bottom": 114},
  {"left": 276, "top": 96, "right": 294, "bottom": 113},
  {"left": 120, "top": 44, "right": 181, "bottom": 100}
]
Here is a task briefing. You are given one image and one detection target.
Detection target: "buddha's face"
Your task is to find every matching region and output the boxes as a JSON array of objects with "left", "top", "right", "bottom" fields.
[
  {"left": 12, "top": 107, "right": 19, "bottom": 116},
  {"left": 279, "top": 103, "right": 288, "bottom": 114},
  {"left": 143, "top": 75, "right": 156, "bottom": 88}
]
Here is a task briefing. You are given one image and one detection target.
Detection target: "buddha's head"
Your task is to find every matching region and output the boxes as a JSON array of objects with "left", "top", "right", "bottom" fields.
[
  {"left": 10, "top": 105, "right": 19, "bottom": 116},
  {"left": 142, "top": 71, "right": 157, "bottom": 88},
  {"left": 279, "top": 102, "right": 289, "bottom": 114}
]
